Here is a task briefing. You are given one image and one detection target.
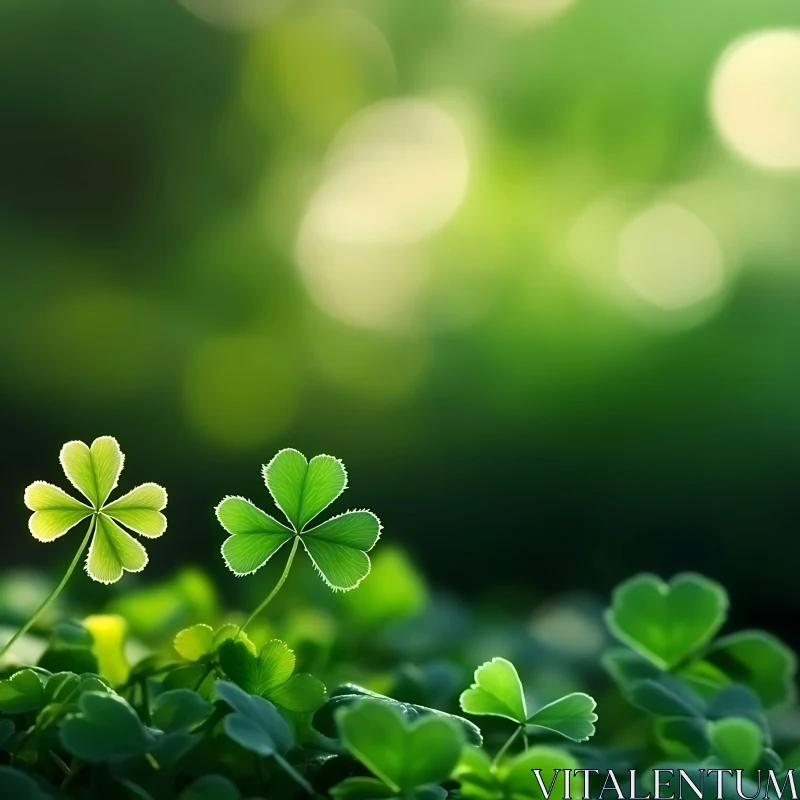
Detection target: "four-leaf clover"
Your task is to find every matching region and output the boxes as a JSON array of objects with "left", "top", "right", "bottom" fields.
[
  {"left": 24, "top": 436, "right": 167, "bottom": 584},
  {"left": 217, "top": 448, "right": 381, "bottom": 590}
]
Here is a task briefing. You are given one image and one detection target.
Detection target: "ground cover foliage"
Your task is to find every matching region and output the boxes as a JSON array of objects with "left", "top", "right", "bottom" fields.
[{"left": 0, "top": 439, "right": 797, "bottom": 799}]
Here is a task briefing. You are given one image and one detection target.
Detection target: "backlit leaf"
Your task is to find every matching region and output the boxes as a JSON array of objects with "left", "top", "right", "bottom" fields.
[
  {"left": 605, "top": 573, "right": 728, "bottom": 670},
  {"left": 60, "top": 436, "right": 123, "bottom": 509},
  {"left": 525, "top": 693, "right": 597, "bottom": 743},
  {"left": 337, "top": 699, "right": 464, "bottom": 794},
  {"left": 264, "top": 449, "right": 347, "bottom": 530},
  {"left": 85, "top": 514, "right": 148, "bottom": 584},
  {"left": 459, "top": 658, "right": 527, "bottom": 724}
]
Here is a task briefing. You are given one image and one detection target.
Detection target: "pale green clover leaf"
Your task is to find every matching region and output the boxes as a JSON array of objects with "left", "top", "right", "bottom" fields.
[
  {"left": 459, "top": 658, "right": 597, "bottom": 743},
  {"left": 24, "top": 437, "right": 167, "bottom": 584},
  {"left": 217, "top": 448, "right": 381, "bottom": 591}
]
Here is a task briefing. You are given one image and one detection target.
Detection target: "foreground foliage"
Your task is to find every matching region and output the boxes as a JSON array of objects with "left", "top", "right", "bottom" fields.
[{"left": 0, "top": 440, "right": 796, "bottom": 799}]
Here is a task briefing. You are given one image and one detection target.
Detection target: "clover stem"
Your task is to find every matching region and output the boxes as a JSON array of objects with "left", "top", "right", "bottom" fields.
[
  {"left": 238, "top": 536, "right": 300, "bottom": 635},
  {"left": 0, "top": 516, "right": 96, "bottom": 661},
  {"left": 493, "top": 726, "right": 523, "bottom": 766},
  {"left": 274, "top": 752, "right": 314, "bottom": 794}
]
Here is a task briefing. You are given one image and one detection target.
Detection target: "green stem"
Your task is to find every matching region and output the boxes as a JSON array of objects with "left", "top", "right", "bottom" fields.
[
  {"left": 0, "top": 517, "right": 96, "bottom": 661},
  {"left": 238, "top": 536, "right": 300, "bottom": 635},
  {"left": 61, "top": 758, "right": 83, "bottom": 790},
  {"left": 193, "top": 663, "right": 215, "bottom": 692},
  {"left": 493, "top": 726, "right": 523, "bottom": 766}
]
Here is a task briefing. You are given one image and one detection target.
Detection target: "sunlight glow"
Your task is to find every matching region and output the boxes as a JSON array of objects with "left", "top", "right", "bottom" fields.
[
  {"left": 306, "top": 100, "right": 469, "bottom": 245},
  {"left": 711, "top": 29, "right": 800, "bottom": 170},
  {"left": 296, "top": 99, "right": 470, "bottom": 330}
]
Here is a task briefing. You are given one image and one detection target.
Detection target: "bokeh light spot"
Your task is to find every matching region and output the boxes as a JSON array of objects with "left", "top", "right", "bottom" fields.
[
  {"left": 307, "top": 99, "right": 469, "bottom": 245},
  {"left": 618, "top": 203, "right": 725, "bottom": 311},
  {"left": 711, "top": 29, "right": 800, "bottom": 170},
  {"left": 296, "top": 99, "right": 470, "bottom": 330},
  {"left": 183, "top": 335, "right": 296, "bottom": 450}
]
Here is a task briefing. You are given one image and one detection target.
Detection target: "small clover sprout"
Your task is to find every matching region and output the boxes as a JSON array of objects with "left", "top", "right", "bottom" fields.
[
  {"left": 216, "top": 448, "right": 381, "bottom": 631},
  {"left": 0, "top": 437, "right": 166, "bottom": 662},
  {"left": 459, "top": 658, "right": 597, "bottom": 754}
]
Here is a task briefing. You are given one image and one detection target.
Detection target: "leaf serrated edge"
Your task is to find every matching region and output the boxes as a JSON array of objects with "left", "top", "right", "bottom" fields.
[
  {"left": 83, "top": 516, "right": 149, "bottom": 585},
  {"left": 214, "top": 494, "right": 291, "bottom": 536},
  {"left": 526, "top": 692, "right": 598, "bottom": 743},
  {"left": 23, "top": 480, "right": 92, "bottom": 541},
  {"left": 59, "top": 436, "right": 125, "bottom": 508},
  {"left": 23, "top": 480, "right": 90, "bottom": 511},
  {"left": 219, "top": 536, "right": 294, "bottom": 578},
  {"left": 261, "top": 449, "right": 350, "bottom": 531},
  {"left": 299, "top": 509, "right": 382, "bottom": 592},
  {"left": 104, "top": 482, "right": 169, "bottom": 513},
  {"left": 459, "top": 657, "right": 527, "bottom": 721}
]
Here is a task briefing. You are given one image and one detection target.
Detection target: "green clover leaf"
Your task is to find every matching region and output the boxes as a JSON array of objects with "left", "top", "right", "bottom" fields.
[
  {"left": 0, "top": 669, "right": 45, "bottom": 714},
  {"left": 24, "top": 436, "right": 167, "bottom": 584},
  {"left": 314, "top": 683, "right": 483, "bottom": 747},
  {"left": 605, "top": 573, "right": 728, "bottom": 670},
  {"left": 150, "top": 689, "right": 214, "bottom": 733},
  {"left": 709, "top": 717, "right": 763, "bottom": 773},
  {"left": 704, "top": 630, "right": 797, "bottom": 708},
  {"left": 215, "top": 679, "right": 312, "bottom": 793},
  {"left": 525, "top": 693, "right": 599, "bottom": 743},
  {"left": 174, "top": 623, "right": 256, "bottom": 662},
  {"left": 454, "top": 744, "right": 580, "bottom": 800},
  {"left": 179, "top": 775, "right": 248, "bottom": 800},
  {"left": 60, "top": 691, "right": 155, "bottom": 762},
  {"left": 459, "top": 658, "right": 527, "bottom": 723},
  {"left": 330, "top": 777, "right": 398, "bottom": 800},
  {"left": 217, "top": 449, "right": 381, "bottom": 591},
  {"left": 459, "top": 658, "right": 597, "bottom": 743},
  {"left": 218, "top": 638, "right": 327, "bottom": 713},
  {"left": 216, "top": 679, "right": 293, "bottom": 756},
  {"left": 0, "top": 766, "right": 51, "bottom": 800},
  {"left": 336, "top": 699, "right": 465, "bottom": 795}
]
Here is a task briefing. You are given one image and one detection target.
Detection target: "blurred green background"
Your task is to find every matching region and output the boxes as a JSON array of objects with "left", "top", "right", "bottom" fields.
[{"left": 2, "top": 0, "right": 800, "bottom": 640}]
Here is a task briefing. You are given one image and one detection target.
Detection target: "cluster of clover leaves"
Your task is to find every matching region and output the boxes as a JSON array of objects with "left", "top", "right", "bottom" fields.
[
  {"left": 602, "top": 573, "right": 798, "bottom": 797},
  {"left": 0, "top": 437, "right": 795, "bottom": 800}
]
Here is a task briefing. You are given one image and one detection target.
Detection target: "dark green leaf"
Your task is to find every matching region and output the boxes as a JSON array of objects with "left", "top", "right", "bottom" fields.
[
  {"left": 151, "top": 689, "right": 213, "bottom": 733},
  {"left": 316, "top": 684, "right": 482, "bottom": 747},
  {"left": 179, "top": 774, "right": 243, "bottom": 800},
  {"left": 330, "top": 777, "right": 397, "bottom": 800},
  {"left": 709, "top": 717, "right": 763, "bottom": 772},
  {"left": 216, "top": 679, "right": 293, "bottom": 757},
  {"left": 705, "top": 631, "right": 796, "bottom": 708},
  {"left": 0, "top": 669, "right": 45, "bottom": 714},
  {"left": 60, "top": 691, "right": 154, "bottom": 762},
  {"left": 0, "top": 765, "right": 51, "bottom": 800}
]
